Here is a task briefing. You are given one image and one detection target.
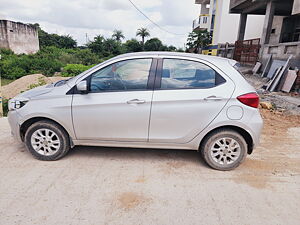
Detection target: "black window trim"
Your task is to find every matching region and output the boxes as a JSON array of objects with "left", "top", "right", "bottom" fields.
[
  {"left": 153, "top": 58, "right": 226, "bottom": 91},
  {"left": 67, "top": 57, "right": 158, "bottom": 95}
]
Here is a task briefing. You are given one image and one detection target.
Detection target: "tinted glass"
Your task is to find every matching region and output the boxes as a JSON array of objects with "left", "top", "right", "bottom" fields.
[
  {"left": 161, "top": 59, "right": 225, "bottom": 89},
  {"left": 90, "top": 58, "right": 152, "bottom": 92}
]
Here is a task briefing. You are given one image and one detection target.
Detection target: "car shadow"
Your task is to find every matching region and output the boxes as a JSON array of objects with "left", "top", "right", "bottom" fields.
[{"left": 66, "top": 145, "right": 209, "bottom": 169}]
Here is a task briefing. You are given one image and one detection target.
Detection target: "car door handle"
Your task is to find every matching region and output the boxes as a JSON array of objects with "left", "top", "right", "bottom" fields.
[
  {"left": 204, "top": 96, "right": 223, "bottom": 101},
  {"left": 127, "top": 99, "right": 146, "bottom": 104}
]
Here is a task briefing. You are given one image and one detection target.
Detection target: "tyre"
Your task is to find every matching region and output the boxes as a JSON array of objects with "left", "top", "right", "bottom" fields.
[
  {"left": 200, "top": 129, "right": 247, "bottom": 171},
  {"left": 24, "top": 120, "right": 70, "bottom": 161}
]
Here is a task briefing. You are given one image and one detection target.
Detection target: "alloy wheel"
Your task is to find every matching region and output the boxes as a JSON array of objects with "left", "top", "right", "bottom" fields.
[
  {"left": 210, "top": 137, "right": 241, "bottom": 165},
  {"left": 30, "top": 128, "right": 61, "bottom": 156}
]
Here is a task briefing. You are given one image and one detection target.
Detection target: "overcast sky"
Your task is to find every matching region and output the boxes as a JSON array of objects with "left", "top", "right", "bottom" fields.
[{"left": 0, "top": 0, "right": 200, "bottom": 48}]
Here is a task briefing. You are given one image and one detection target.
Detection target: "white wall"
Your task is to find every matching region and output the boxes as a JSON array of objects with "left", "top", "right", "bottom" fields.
[
  {"left": 244, "top": 15, "right": 265, "bottom": 40},
  {"left": 292, "top": 0, "right": 300, "bottom": 15},
  {"left": 212, "top": 0, "right": 265, "bottom": 45}
]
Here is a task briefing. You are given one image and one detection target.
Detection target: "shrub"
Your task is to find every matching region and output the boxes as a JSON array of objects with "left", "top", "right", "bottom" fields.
[
  {"left": 73, "top": 49, "right": 103, "bottom": 65},
  {"left": 27, "top": 77, "right": 47, "bottom": 90},
  {"left": 2, "top": 98, "right": 10, "bottom": 117},
  {"left": 0, "top": 47, "right": 64, "bottom": 79},
  {"left": 61, "top": 64, "right": 94, "bottom": 77}
]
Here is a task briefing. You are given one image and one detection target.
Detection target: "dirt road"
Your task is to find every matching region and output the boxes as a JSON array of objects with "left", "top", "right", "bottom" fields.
[{"left": 0, "top": 110, "right": 299, "bottom": 225}]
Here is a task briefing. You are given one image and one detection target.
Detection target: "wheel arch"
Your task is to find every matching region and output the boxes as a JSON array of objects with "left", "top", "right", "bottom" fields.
[
  {"left": 20, "top": 117, "right": 74, "bottom": 147},
  {"left": 199, "top": 125, "right": 254, "bottom": 154}
]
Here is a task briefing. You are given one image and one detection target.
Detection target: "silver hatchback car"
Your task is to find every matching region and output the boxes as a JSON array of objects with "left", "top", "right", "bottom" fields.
[{"left": 8, "top": 52, "right": 263, "bottom": 170}]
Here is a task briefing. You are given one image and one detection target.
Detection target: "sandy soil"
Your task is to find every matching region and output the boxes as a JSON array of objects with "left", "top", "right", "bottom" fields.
[
  {"left": 0, "top": 110, "right": 299, "bottom": 225},
  {"left": 1, "top": 74, "right": 67, "bottom": 99}
]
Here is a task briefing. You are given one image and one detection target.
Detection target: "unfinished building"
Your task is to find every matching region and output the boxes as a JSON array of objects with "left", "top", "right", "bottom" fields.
[
  {"left": 0, "top": 20, "right": 39, "bottom": 54},
  {"left": 230, "top": 0, "right": 300, "bottom": 68}
]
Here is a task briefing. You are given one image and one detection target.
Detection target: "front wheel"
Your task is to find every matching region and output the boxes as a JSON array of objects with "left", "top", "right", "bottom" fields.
[
  {"left": 24, "top": 120, "right": 70, "bottom": 160},
  {"left": 200, "top": 129, "right": 247, "bottom": 171}
]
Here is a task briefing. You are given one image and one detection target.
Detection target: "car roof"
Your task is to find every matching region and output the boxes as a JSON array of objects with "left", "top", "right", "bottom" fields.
[{"left": 113, "top": 51, "right": 237, "bottom": 66}]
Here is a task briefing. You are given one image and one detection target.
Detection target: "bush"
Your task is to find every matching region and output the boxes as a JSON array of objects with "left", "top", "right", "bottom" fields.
[
  {"left": 61, "top": 64, "right": 95, "bottom": 77},
  {"left": 59, "top": 48, "right": 103, "bottom": 66},
  {"left": 2, "top": 98, "right": 10, "bottom": 117},
  {"left": 0, "top": 47, "right": 103, "bottom": 80},
  {"left": 27, "top": 77, "right": 47, "bottom": 90},
  {"left": 0, "top": 47, "right": 64, "bottom": 79}
]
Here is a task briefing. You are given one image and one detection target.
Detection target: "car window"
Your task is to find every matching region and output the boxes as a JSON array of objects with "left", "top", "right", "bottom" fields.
[
  {"left": 90, "top": 58, "right": 152, "bottom": 92},
  {"left": 160, "top": 59, "right": 225, "bottom": 89}
]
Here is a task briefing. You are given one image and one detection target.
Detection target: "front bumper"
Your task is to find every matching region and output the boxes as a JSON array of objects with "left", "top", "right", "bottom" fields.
[{"left": 8, "top": 111, "right": 23, "bottom": 143}]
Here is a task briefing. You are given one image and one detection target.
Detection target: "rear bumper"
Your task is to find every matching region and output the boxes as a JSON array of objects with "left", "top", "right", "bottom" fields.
[
  {"left": 8, "top": 111, "right": 23, "bottom": 143},
  {"left": 247, "top": 110, "right": 263, "bottom": 148}
]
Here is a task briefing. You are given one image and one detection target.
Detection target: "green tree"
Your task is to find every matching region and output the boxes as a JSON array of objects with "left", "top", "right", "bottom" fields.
[
  {"left": 103, "top": 38, "right": 124, "bottom": 57},
  {"left": 186, "top": 30, "right": 212, "bottom": 53},
  {"left": 167, "top": 45, "right": 177, "bottom": 51},
  {"left": 136, "top": 27, "right": 150, "bottom": 48},
  {"left": 87, "top": 35, "right": 126, "bottom": 57},
  {"left": 144, "top": 38, "right": 163, "bottom": 51},
  {"left": 124, "top": 39, "right": 143, "bottom": 52},
  {"left": 87, "top": 35, "right": 105, "bottom": 55},
  {"left": 112, "top": 30, "right": 125, "bottom": 42},
  {"left": 30, "top": 23, "right": 77, "bottom": 49},
  {"left": 57, "top": 35, "right": 77, "bottom": 48}
]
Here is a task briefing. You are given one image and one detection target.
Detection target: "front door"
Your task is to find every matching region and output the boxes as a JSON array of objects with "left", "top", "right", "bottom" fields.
[
  {"left": 72, "top": 58, "right": 155, "bottom": 142},
  {"left": 149, "top": 58, "right": 235, "bottom": 143}
]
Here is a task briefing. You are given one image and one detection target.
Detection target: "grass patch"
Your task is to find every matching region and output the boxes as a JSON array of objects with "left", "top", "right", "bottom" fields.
[{"left": 1, "top": 78, "right": 14, "bottom": 86}]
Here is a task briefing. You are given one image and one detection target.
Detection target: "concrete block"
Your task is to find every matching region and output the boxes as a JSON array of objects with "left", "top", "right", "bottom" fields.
[{"left": 281, "top": 70, "right": 298, "bottom": 92}]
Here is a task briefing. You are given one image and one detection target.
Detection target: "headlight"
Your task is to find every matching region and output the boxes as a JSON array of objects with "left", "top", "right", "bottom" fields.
[{"left": 8, "top": 98, "right": 29, "bottom": 111}]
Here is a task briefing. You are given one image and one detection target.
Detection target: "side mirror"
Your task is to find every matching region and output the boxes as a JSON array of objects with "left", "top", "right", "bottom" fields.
[{"left": 76, "top": 80, "right": 88, "bottom": 93}]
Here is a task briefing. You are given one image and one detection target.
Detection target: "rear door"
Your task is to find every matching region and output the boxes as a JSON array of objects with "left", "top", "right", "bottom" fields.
[{"left": 149, "top": 57, "right": 235, "bottom": 143}]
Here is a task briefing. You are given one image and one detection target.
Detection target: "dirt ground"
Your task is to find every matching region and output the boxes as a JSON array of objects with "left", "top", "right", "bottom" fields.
[{"left": 0, "top": 109, "right": 299, "bottom": 225}]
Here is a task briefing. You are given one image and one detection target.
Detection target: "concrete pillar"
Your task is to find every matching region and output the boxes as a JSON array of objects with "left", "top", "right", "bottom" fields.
[
  {"left": 261, "top": 0, "right": 275, "bottom": 44},
  {"left": 237, "top": 13, "right": 247, "bottom": 41}
]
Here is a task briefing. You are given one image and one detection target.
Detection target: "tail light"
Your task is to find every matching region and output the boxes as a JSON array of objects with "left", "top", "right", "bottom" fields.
[{"left": 237, "top": 93, "right": 259, "bottom": 108}]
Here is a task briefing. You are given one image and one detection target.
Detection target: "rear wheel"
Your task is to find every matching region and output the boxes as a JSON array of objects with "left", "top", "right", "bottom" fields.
[
  {"left": 24, "top": 120, "right": 70, "bottom": 160},
  {"left": 200, "top": 129, "right": 247, "bottom": 171}
]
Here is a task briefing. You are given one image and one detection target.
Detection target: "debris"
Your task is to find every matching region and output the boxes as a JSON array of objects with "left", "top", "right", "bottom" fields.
[
  {"left": 266, "top": 59, "right": 286, "bottom": 79},
  {"left": 260, "top": 102, "right": 273, "bottom": 110},
  {"left": 265, "top": 66, "right": 282, "bottom": 91},
  {"left": 294, "top": 70, "right": 300, "bottom": 92},
  {"left": 264, "top": 55, "right": 293, "bottom": 92},
  {"left": 261, "top": 54, "right": 272, "bottom": 77},
  {"left": 269, "top": 55, "right": 292, "bottom": 92},
  {"left": 243, "top": 71, "right": 300, "bottom": 115},
  {"left": 252, "top": 62, "right": 262, "bottom": 74},
  {"left": 281, "top": 70, "right": 298, "bottom": 93}
]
